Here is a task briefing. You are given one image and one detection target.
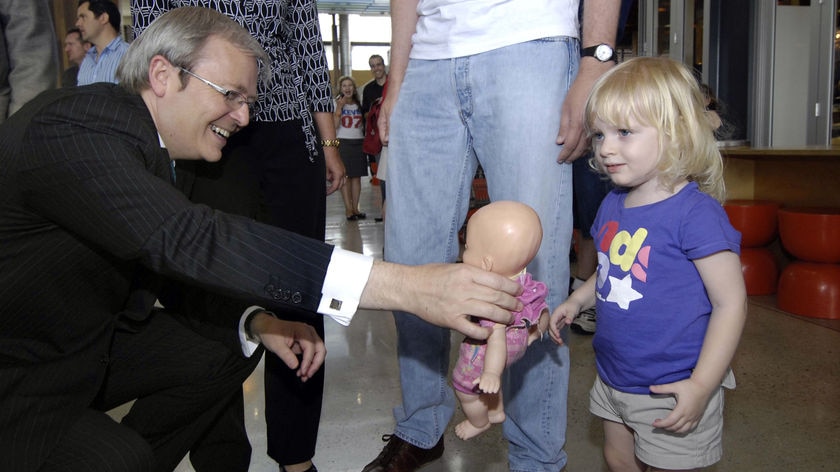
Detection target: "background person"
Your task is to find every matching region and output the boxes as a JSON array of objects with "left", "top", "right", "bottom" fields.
[
  {"left": 335, "top": 75, "right": 368, "bottom": 221},
  {"left": 0, "top": 0, "right": 58, "bottom": 122},
  {"left": 361, "top": 54, "right": 388, "bottom": 222},
  {"left": 76, "top": 0, "right": 129, "bottom": 85},
  {"left": 61, "top": 27, "right": 92, "bottom": 87}
]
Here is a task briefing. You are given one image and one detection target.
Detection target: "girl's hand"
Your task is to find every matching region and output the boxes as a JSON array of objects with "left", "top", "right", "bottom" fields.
[
  {"left": 649, "top": 378, "right": 715, "bottom": 434},
  {"left": 548, "top": 303, "right": 577, "bottom": 345}
]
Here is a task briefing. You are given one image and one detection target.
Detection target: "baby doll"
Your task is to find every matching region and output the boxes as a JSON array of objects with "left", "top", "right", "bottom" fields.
[{"left": 452, "top": 200, "right": 549, "bottom": 440}]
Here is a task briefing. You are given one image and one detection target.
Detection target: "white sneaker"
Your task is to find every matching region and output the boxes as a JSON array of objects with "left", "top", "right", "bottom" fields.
[{"left": 570, "top": 307, "right": 596, "bottom": 335}]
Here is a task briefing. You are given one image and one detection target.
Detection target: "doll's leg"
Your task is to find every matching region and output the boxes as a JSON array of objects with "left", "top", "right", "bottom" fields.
[
  {"left": 455, "top": 389, "right": 503, "bottom": 440},
  {"left": 488, "top": 388, "right": 505, "bottom": 424}
]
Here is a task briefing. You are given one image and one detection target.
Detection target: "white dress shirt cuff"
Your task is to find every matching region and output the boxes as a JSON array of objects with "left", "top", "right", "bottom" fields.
[
  {"left": 238, "top": 306, "right": 268, "bottom": 357},
  {"left": 317, "top": 247, "right": 374, "bottom": 326}
]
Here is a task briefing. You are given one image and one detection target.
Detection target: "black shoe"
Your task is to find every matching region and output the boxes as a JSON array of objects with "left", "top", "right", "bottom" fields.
[
  {"left": 361, "top": 434, "right": 444, "bottom": 472},
  {"left": 355, "top": 212, "right": 367, "bottom": 219},
  {"left": 347, "top": 214, "right": 359, "bottom": 221},
  {"left": 280, "top": 465, "right": 317, "bottom": 472},
  {"left": 570, "top": 307, "right": 596, "bottom": 335}
]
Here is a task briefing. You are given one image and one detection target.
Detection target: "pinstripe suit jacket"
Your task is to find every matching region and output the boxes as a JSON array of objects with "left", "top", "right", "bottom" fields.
[{"left": 0, "top": 84, "right": 333, "bottom": 471}]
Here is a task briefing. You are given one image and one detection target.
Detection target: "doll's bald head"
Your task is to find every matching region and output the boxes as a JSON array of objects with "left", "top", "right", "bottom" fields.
[{"left": 462, "top": 201, "right": 543, "bottom": 278}]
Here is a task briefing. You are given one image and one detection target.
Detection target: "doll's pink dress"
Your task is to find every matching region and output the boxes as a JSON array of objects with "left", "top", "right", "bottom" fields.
[{"left": 452, "top": 273, "right": 548, "bottom": 394}]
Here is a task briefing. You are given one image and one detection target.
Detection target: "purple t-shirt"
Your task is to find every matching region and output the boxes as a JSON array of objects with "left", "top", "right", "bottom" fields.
[{"left": 591, "top": 182, "right": 741, "bottom": 394}]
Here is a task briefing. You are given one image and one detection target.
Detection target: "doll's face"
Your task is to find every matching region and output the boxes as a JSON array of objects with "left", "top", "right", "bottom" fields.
[{"left": 463, "top": 201, "right": 543, "bottom": 277}]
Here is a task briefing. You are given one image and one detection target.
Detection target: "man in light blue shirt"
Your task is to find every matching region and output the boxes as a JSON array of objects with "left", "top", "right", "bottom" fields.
[{"left": 76, "top": 0, "right": 129, "bottom": 85}]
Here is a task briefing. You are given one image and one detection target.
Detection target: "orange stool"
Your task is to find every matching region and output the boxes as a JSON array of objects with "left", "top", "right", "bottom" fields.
[
  {"left": 724, "top": 200, "right": 781, "bottom": 247},
  {"left": 740, "top": 248, "right": 779, "bottom": 296},
  {"left": 777, "top": 207, "right": 840, "bottom": 318},
  {"left": 778, "top": 207, "right": 840, "bottom": 263},
  {"left": 777, "top": 262, "right": 840, "bottom": 319},
  {"left": 724, "top": 200, "right": 781, "bottom": 295}
]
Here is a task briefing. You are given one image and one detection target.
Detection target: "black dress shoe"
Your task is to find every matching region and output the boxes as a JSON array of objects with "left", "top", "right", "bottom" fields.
[
  {"left": 279, "top": 465, "right": 318, "bottom": 472},
  {"left": 361, "top": 434, "right": 444, "bottom": 472}
]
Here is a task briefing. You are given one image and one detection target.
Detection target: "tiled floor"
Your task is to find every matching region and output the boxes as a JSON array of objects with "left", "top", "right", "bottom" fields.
[{"left": 169, "top": 178, "right": 840, "bottom": 471}]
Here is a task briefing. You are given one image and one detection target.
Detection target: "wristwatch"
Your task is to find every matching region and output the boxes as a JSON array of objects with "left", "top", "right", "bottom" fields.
[{"left": 581, "top": 44, "right": 617, "bottom": 63}]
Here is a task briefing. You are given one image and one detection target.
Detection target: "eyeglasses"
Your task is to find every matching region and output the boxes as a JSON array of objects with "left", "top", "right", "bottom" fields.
[{"left": 178, "top": 67, "right": 256, "bottom": 117}]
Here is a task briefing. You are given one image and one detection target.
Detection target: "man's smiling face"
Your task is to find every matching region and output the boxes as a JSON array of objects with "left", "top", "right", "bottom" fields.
[{"left": 156, "top": 36, "right": 258, "bottom": 162}]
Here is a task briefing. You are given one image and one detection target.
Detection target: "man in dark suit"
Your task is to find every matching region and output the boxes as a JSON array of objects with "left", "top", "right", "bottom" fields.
[{"left": 0, "top": 7, "right": 522, "bottom": 472}]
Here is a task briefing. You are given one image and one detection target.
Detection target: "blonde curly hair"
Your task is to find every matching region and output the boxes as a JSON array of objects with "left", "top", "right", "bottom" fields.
[{"left": 584, "top": 57, "right": 725, "bottom": 202}]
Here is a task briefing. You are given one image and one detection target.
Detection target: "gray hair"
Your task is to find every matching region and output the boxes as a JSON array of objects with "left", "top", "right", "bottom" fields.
[{"left": 117, "top": 6, "right": 269, "bottom": 93}]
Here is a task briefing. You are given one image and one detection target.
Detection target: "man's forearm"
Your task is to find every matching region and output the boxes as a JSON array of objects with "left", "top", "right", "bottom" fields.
[
  {"left": 387, "top": 0, "right": 419, "bottom": 96},
  {"left": 581, "top": 0, "right": 622, "bottom": 48}
]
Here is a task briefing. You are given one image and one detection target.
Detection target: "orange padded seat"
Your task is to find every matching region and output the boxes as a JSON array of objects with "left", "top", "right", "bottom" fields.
[
  {"left": 778, "top": 207, "right": 840, "bottom": 263},
  {"left": 739, "top": 248, "right": 778, "bottom": 296},
  {"left": 777, "top": 262, "right": 840, "bottom": 319},
  {"left": 724, "top": 200, "right": 780, "bottom": 248}
]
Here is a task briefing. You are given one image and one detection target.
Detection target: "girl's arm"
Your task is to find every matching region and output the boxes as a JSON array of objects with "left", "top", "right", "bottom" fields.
[{"left": 650, "top": 250, "right": 747, "bottom": 433}]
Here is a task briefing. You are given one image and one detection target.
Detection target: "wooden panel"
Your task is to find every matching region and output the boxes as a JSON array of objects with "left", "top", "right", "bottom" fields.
[
  {"left": 723, "top": 158, "right": 756, "bottom": 201},
  {"left": 754, "top": 160, "right": 840, "bottom": 207},
  {"left": 723, "top": 146, "right": 840, "bottom": 207}
]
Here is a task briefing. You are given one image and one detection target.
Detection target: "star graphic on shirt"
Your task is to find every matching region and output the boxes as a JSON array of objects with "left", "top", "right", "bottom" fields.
[{"left": 606, "top": 274, "right": 643, "bottom": 309}]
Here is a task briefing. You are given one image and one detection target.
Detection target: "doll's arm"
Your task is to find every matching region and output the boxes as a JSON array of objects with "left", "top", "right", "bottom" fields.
[
  {"left": 549, "top": 274, "right": 597, "bottom": 344},
  {"left": 475, "top": 322, "right": 508, "bottom": 394},
  {"left": 650, "top": 251, "right": 747, "bottom": 433},
  {"left": 527, "top": 308, "right": 550, "bottom": 346}
]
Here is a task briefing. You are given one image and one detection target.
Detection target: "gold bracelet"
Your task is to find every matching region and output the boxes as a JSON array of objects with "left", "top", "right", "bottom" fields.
[{"left": 321, "top": 139, "right": 340, "bottom": 148}]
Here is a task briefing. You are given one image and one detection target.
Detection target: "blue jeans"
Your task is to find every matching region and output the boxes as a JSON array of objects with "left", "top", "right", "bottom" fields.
[{"left": 384, "top": 37, "right": 577, "bottom": 471}]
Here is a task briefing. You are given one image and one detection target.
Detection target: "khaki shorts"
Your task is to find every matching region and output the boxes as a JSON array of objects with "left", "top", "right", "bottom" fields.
[{"left": 589, "top": 371, "right": 735, "bottom": 470}]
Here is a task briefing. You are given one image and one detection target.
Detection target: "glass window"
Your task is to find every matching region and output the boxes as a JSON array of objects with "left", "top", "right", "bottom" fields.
[{"left": 319, "top": 14, "right": 391, "bottom": 70}]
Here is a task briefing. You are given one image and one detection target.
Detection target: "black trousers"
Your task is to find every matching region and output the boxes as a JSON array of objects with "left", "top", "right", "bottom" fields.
[
  {"left": 39, "top": 312, "right": 260, "bottom": 472},
  {"left": 183, "top": 120, "right": 327, "bottom": 466}
]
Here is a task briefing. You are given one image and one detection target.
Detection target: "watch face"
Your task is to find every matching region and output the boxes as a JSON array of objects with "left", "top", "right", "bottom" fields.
[{"left": 595, "top": 45, "right": 613, "bottom": 61}]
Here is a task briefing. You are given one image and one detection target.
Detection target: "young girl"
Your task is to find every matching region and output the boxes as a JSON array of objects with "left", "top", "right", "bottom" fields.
[
  {"left": 334, "top": 76, "right": 367, "bottom": 220},
  {"left": 550, "top": 57, "right": 747, "bottom": 471}
]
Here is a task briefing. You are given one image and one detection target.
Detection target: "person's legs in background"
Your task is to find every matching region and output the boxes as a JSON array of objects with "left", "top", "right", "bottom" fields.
[
  {"left": 250, "top": 121, "right": 327, "bottom": 472},
  {"left": 570, "top": 153, "right": 611, "bottom": 335},
  {"left": 173, "top": 120, "right": 326, "bottom": 472},
  {"left": 374, "top": 146, "right": 387, "bottom": 222},
  {"left": 339, "top": 139, "right": 368, "bottom": 220}
]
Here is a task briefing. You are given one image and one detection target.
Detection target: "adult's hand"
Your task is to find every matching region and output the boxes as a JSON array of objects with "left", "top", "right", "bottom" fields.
[
  {"left": 324, "top": 146, "right": 345, "bottom": 195},
  {"left": 377, "top": 92, "right": 397, "bottom": 145},
  {"left": 555, "top": 59, "right": 615, "bottom": 163},
  {"left": 250, "top": 314, "right": 326, "bottom": 382},
  {"left": 361, "top": 261, "right": 523, "bottom": 339}
]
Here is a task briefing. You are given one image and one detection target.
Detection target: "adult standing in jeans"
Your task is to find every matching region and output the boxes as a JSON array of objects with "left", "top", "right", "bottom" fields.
[
  {"left": 366, "top": 1, "right": 621, "bottom": 471},
  {"left": 131, "top": 2, "right": 345, "bottom": 472}
]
